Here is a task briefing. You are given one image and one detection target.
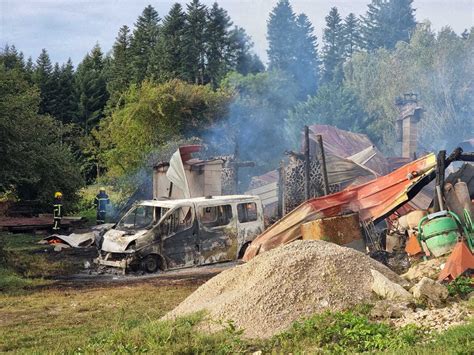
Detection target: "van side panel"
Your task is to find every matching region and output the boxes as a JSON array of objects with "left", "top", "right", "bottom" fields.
[
  {"left": 196, "top": 203, "right": 239, "bottom": 264},
  {"left": 236, "top": 199, "right": 265, "bottom": 249}
]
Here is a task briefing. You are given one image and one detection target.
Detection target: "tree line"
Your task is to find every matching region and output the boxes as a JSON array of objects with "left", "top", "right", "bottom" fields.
[{"left": 1, "top": 0, "right": 472, "bottom": 208}]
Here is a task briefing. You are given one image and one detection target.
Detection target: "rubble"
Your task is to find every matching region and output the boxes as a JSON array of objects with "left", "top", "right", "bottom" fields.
[
  {"left": 370, "top": 300, "right": 410, "bottom": 319},
  {"left": 410, "top": 277, "right": 449, "bottom": 306},
  {"left": 401, "top": 258, "right": 447, "bottom": 282},
  {"left": 371, "top": 269, "right": 412, "bottom": 301},
  {"left": 390, "top": 301, "right": 470, "bottom": 332},
  {"left": 164, "top": 240, "right": 407, "bottom": 339}
]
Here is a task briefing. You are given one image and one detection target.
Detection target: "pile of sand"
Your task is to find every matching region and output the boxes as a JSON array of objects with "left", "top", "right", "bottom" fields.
[{"left": 164, "top": 240, "right": 406, "bottom": 338}]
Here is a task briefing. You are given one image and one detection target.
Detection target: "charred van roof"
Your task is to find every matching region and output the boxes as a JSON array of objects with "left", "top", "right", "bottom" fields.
[{"left": 140, "top": 195, "right": 260, "bottom": 208}]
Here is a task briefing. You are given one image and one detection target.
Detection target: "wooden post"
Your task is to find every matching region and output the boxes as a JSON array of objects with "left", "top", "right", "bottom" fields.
[
  {"left": 434, "top": 150, "right": 446, "bottom": 211},
  {"left": 304, "top": 126, "right": 311, "bottom": 200},
  {"left": 168, "top": 182, "right": 173, "bottom": 198},
  {"left": 234, "top": 139, "right": 240, "bottom": 194},
  {"left": 316, "top": 134, "right": 330, "bottom": 196},
  {"left": 278, "top": 160, "right": 285, "bottom": 218}
]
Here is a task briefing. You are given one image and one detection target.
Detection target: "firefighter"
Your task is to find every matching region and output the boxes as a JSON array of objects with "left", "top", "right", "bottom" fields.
[
  {"left": 94, "top": 187, "right": 110, "bottom": 224},
  {"left": 53, "top": 192, "right": 63, "bottom": 231}
]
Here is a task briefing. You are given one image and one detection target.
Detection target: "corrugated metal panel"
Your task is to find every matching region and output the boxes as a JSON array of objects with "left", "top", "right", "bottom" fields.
[
  {"left": 308, "top": 125, "right": 389, "bottom": 175},
  {"left": 243, "top": 153, "right": 437, "bottom": 261}
]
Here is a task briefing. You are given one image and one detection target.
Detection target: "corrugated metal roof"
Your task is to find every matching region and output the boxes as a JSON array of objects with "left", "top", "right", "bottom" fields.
[{"left": 307, "top": 125, "right": 389, "bottom": 175}]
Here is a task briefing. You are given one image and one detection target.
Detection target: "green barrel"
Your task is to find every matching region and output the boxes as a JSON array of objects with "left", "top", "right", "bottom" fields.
[{"left": 419, "top": 216, "right": 459, "bottom": 257}]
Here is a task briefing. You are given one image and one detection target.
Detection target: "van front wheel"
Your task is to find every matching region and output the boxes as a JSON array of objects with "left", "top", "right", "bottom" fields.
[{"left": 141, "top": 255, "right": 160, "bottom": 273}]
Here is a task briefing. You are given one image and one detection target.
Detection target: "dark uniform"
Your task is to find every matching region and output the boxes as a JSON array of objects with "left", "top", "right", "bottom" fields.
[
  {"left": 53, "top": 196, "right": 62, "bottom": 231},
  {"left": 94, "top": 190, "right": 110, "bottom": 224}
]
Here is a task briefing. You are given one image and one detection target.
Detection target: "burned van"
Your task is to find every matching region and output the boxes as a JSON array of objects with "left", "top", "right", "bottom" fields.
[{"left": 95, "top": 195, "right": 264, "bottom": 273}]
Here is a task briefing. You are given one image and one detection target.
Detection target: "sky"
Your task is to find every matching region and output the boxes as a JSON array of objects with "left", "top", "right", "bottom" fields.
[{"left": 1, "top": 0, "right": 473, "bottom": 66}]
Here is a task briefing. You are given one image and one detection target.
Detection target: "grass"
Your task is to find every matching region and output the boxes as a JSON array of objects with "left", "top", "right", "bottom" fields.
[{"left": 0, "top": 283, "right": 197, "bottom": 353}]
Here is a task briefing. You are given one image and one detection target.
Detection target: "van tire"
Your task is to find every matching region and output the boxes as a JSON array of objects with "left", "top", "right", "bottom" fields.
[
  {"left": 141, "top": 255, "right": 160, "bottom": 273},
  {"left": 238, "top": 242, "right": 251, "bottom": 259}
]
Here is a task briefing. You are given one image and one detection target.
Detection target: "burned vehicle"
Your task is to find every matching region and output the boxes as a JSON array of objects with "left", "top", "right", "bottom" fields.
[{"left": 95, "top": 195, "right": 264, "bottom": 273}]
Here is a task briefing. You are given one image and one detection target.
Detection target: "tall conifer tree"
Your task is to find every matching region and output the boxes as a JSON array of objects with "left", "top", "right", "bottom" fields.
[
  {"left": 130, "top": 5, "right": 161, "bottom": 83},
  {"left": 229, "top": 27, "right": 264, "bottom": 75},
  {"left": 76, "top": 44, "right": 108, "bottom": 131},
  {"left": 183, "top": 0, "right": 208, "bottom": 84},
  {"left": 361, "top": 0, "right": 416, "bottom": 50},
  {"left": 343, "top": 13, "right": 362, "bottom": 59},
  {"left": 108, "top": 25, "right": 133, "bottom": 106},
  {"left": 33, "top": 49, "right": 55, "bottom": 115},
  {"left": 206, "top": 2, "right": 232, "bottom": 86},
  {"left": 57, "top": 59, "right": 78, "bottom": 123},
  {"left": 159, "top": 3, "right": 186, "bottom": 80},
  {"left": 294, "top": 13, "right": 319, "bottom": 98},
  {"left": 322, "top": 7, "right": 345, "bottom": 84},
  {"left": 267, "top": 0, "right": 298, "bottom": 72}
]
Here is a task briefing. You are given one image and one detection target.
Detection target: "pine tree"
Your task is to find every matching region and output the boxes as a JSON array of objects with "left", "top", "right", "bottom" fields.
[
  {"left": 57, "top": 59, "right": 78, "bottom": 123},
  {"left": 49, "top": 62, "right": 62, "bottom": 118},
  {"left": 76, "top": 44, "right": 108, "bottom": 131},
  {"left": 130, "top": 5, "right": 161, "bottom": 83},
  {"left": 343, "top": 13, "right": 362, "bottom": 59},
  {"left": 267, "top": 0, "right": 298, "bottom": 72},
  {"left": 1, "top": 45, "right": 25, "bottom": 71},
  {"left": 322, "top": 7, "right": 345, "bottom": 84},
  {"left": 108, "top": 25, "right": 133, "bottom": 106},
  {"left": 159, "top": 3, "right": 187, "bottom": 80},
  {"left": 206, "top": 2, "right": 233, "bottom": 86},
  {"left": 25, "top": 56, "right": 34, "bottom": 79},
  {"left": 294, "top": 14, "right": 319, "bottom": 98},
  {"left": 229, "top": 27, "right": 264, "bottom": 75},
  {"left": 33, "top": 48, "right": 55, "bottom": 115},
  {"left": 361, "top": 0, "right": 416, "bottom": 50},
  {"left": 183, "top": 0, "right": 208, "bottom": 84}
]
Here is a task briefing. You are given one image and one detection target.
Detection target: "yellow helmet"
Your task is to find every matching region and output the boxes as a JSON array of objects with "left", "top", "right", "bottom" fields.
[
  {"left": 55, "top": 192, "right": 63, "bottom": 198},
  {"left": 99, "top": 187, "right": 106, "bottom": 191}
]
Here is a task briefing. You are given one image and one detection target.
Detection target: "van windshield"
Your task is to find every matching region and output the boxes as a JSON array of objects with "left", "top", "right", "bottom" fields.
[{"left": 117, "top": 205, "right": 169, "bottom": 231}]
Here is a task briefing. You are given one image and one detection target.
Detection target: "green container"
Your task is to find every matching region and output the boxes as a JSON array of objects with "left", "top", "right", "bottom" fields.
[{"left": 420, "top": 216, "right": 459, "bottom": 257}]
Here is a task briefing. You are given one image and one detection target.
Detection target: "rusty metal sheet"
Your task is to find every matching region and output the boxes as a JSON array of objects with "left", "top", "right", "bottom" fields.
[
  {"left": 308, "top": 124, "right": 389, "bottom": 175},
  {"left": 243, "top": 153, "right": 437, "bottom": 261}
]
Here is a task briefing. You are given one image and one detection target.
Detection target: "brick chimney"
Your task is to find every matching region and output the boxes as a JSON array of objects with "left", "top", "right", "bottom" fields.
[{"left": 395, "top": 93, "right": 423, "bottom": 159}]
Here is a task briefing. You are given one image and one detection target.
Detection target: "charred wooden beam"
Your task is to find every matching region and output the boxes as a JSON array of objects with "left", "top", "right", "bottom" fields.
[
  {"left": 316, "top": 134, "right": 330, "bottom": 196},
  {"left": 304, "top": 126, "right": 311, "bottom": 200}
]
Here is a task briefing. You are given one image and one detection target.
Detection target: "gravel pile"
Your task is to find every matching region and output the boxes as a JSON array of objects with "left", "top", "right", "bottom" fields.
[{"left": 164, "top": 240, "right": 406, "bottom": 338}]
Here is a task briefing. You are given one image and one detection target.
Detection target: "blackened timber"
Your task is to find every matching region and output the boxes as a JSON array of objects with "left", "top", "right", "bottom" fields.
[
  {"left": 278, "top": 160, "right": 285, "bottom": 218},
  {"left": 304, "top": 126, "right": 311, "bottom": 200},
  {"left": 317, "top": 134, "right": 330, "bottom": 196}
]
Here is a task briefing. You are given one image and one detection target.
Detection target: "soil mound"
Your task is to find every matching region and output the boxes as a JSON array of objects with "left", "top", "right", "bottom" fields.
[{"left": 164, "top": 240, "right": 406, "bottom": 338}]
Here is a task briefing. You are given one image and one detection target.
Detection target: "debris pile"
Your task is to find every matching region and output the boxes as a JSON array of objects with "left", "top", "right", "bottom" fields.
[{"left": 164, "top": 240, "right": 406, "bottom": 338}]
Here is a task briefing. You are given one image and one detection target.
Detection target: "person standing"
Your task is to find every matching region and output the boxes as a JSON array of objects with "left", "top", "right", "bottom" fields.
[
  {"left": 94, "top": 187, "right": 110, "bottom": 224},
  {"left": 52, "top": 192, "right": 63, "bottom": 231}
]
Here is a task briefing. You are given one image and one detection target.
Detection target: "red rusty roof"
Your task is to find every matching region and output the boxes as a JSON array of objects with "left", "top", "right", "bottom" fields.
[{"left": 243, "top": 153, "right": 437, "bottom": 261}]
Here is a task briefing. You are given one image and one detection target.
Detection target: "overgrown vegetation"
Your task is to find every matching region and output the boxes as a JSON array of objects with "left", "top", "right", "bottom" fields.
[{"left": 447, "top": 276, "right": 474, "bottom": 298}]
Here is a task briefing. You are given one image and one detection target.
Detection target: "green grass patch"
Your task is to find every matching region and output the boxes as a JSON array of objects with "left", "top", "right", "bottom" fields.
[
  {"left": 0, "top": 283, "right": 197, "bottom": 353},
  {"left": 265, "top": 310, "right": 423, "bottom": 353}
]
